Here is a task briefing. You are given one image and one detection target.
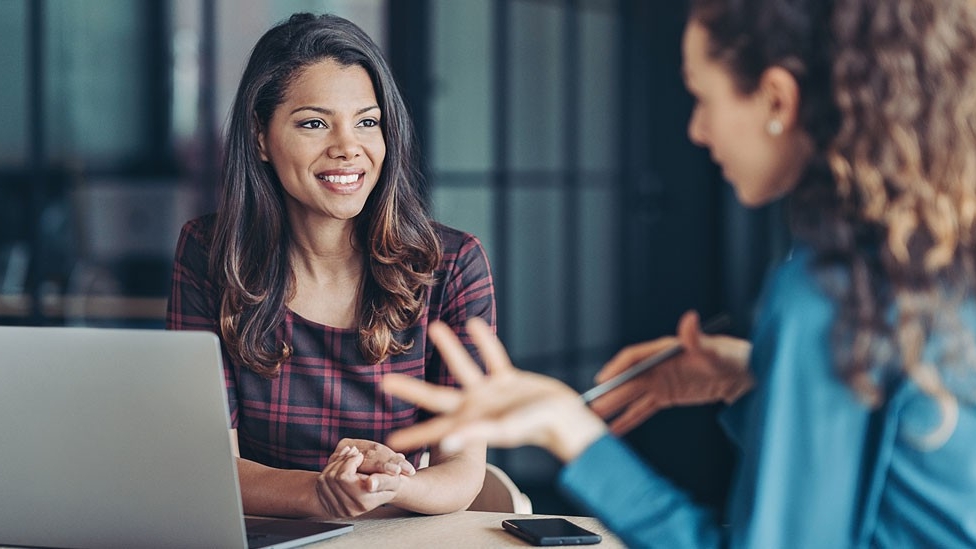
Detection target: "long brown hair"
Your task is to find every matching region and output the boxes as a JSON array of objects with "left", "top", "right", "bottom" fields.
[
  {"left": 691, "top": 0, "right": 976, "bottom": 442},
  {"left": 212, "top": 13, "right": 441, "bottom": 378}
]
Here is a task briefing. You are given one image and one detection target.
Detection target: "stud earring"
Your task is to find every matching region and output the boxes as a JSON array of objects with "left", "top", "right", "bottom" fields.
[{"left": 767, "top": 119, "right": 784, "bottom": 136}]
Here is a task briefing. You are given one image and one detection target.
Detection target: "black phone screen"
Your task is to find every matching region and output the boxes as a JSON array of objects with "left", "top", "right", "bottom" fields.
[{"left": 501, "top": 518, "right": 602, "bottom": 546}]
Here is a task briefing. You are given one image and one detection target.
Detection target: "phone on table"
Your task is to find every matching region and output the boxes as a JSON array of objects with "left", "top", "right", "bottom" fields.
[{"left": 501, "top": 518, "right": 602, "bottom": 546}]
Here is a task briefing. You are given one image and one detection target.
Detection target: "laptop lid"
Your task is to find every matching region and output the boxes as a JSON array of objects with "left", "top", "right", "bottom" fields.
[{"left": 0, "top": 326, "right": 351, "bottom": 549}]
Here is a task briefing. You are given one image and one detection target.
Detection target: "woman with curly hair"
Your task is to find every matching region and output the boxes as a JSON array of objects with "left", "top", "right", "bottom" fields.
[
  {"left": 383, "top": 0, "right": 976, "bottom": 546},
  {"left": 167, "top": 13, "right": 494, "bottom": 519}
]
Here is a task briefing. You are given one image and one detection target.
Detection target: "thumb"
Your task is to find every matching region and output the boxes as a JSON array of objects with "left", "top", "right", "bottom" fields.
[{"left": 676, "top": 310, "right": 702, "bottom": 352}]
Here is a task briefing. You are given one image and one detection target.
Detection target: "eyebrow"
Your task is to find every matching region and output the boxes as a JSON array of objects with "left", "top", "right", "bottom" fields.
[{"left": 289, "top": 105, "right": 380, "bottom": 116}]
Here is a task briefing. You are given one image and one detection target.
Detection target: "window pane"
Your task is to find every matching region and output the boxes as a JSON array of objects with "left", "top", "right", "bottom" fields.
[
  {"left": 578, "top": 188, "right": 618, "bottom": 349},
  {"left": 44, "top": 1, "right": 149, "bottom": 166},
  {"left": 579, "top": 6, "right": 620, "bottom": 174},
  {"left": 507, "top": 185, "right": 567, "bottom": 360},
  {"left": 430, "top": 0, "right": 493, "bottom": 172},
  {"left": 431, "top": 182, "right": 496, "bottom": 265},
  {"left": 508, "top": 0, "right": 564, "bottom": 171},
  {"left": 0, "top": 1, "right": 28, "bottom": 166}
]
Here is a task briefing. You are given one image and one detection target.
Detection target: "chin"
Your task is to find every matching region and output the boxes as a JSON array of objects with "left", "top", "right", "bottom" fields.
[{"left": 734, "top": 188, "right": 773, "bottom": 209}]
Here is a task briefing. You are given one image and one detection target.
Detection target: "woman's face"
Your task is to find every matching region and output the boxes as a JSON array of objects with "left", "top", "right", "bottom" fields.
[
  {"left": 258, "top": 58, "right": 386, "bottom": 226},
  {"left": 682, "top": 21, "right": 812, "bottom": 207}
]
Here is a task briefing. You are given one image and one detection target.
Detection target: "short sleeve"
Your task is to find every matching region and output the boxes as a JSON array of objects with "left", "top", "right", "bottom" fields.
[
  {"left": 166, "top": 216, "right": 240, "bottom": 425},
  {"left": 425, "top": 227, "right": 496, "bottom": 388}
]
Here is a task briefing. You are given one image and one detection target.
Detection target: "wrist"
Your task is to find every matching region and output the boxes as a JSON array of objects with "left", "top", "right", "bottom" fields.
[
  {"left": 723, "top": 371, "right": 755, "bottom": 403},
  {"left": 546, "top": 398, "right": 608, "bottom": 463},
  {"left": 713, "top": 337, "right": 753, "bottom": 403},
  {"left": 303, "top": 470, "right": 339, "bottom": 518}
]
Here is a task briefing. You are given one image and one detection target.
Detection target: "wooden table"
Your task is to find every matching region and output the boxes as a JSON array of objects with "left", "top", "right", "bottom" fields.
[{"left": 309, "top": 508, "right": 624, "bottom": 547}]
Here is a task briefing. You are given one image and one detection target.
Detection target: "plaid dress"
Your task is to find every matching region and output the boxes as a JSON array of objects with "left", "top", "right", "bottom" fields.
[{"left": 167, "top": 214, "right": 495, "bottom": 470}]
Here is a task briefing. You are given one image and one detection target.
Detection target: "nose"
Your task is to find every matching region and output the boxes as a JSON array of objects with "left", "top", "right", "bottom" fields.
[{"left": 327, "top": 127, "right": 361, "bottom": 159}]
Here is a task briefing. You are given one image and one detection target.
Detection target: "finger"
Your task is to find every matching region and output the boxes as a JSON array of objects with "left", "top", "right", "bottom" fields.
[
  {"left": 354, "top": 443, "right": 398, "bottom": 475},
  {"left": 595, "top": 338, "right": 678, "bottom": 382},
  {"left": 318, "top": 450, "right": 371, "bottom": 517},
  {"left": 373, "top": 453, "right": 413, "bottom": 476},
  {"left": 365, "top": 471, "right": 401, "bottom": 493},
  {"left": 608, "top": 397, "right": 663, "bottom": 435},
  {"left": 382, "top": 373, "right": 464, "bottom": 414},
  {"left": 429, "top": 321, "right": 488, "bottom": 387},
  {"left": 676, "top": 310, "right": 703, "bottom": 353},
  {"left": 587, "top": 380, "right": 644, "bottom": 419},
  {"left": 438, "top": 422, "right": 497, "bottom": 454},
  {"left": 386, "top": 415, "right": 461, "bottom": 452},
  {"left": 326, "top": 444, "right": 353, "bottom": 465},
  {"left": 439, "top": 417, "right": 531, "bottom": 454},
  {"left": 389, "top": 453, "right": 416, "bottom": 476},
  {"left": 334, "top": 447, "right": 365, "bottom": 477},
  {"left": 465, "top": 317, "right": 517, "bottom": 377}
]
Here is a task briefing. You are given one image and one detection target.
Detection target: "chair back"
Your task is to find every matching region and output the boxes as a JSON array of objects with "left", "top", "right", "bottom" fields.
[{"left": 468, "top": 463, "right": 533, "bottom": 514}]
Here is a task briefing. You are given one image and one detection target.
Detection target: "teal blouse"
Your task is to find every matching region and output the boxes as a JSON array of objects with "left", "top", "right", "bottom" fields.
[{"left": 560, "top": 246, "right": 976, "bottom": 548}]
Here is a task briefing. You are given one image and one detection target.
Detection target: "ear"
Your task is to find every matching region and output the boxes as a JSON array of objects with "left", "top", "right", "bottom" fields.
[
  {"left": 757, "top": 66, "right": 801, "bottom": 130},
  {"left": 256, "top": 128, "right": 270, "bottom": 162},
  {"left": 254, "top": 111, "right": 271, "bottom": 162}
]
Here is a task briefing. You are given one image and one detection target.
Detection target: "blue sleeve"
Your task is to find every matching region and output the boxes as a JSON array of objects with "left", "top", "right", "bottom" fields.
[
  {"left": 560, "top": 248, "right": 874, "bottom": 548},
  {"left": 559, "top": 434, "right": 723, "bottom": 548},
  {"left": 723, "top": 250, "right": 872, "bottom": 548}
]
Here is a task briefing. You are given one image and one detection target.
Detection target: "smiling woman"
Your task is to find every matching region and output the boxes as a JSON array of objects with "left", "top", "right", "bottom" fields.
[{"left": 166, "top": 13, "right": 495, "bottom": 521}]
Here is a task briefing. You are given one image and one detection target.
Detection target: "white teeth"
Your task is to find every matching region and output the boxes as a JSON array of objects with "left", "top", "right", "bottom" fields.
[{"left": 320, "top": 174, "right": 359, "bottom": 184}]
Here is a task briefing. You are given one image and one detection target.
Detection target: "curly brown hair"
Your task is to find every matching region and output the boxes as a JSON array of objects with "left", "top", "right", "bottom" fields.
[
  {"left": 825, "top": 0, "right": 976, "bottom": 440},
  {"left": 692, "top": 0, "right": 976, "bottom": 444},
  {"left": 213, "top": 13, "right": 440, "bottom": 378}
]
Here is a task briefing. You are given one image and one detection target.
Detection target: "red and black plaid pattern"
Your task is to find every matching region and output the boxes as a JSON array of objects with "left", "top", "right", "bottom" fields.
[{"left": 167, "top": 215, "right": 495, "bottom": 471}]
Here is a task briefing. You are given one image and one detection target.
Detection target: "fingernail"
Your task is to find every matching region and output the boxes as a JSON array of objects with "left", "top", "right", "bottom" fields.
[{"left": 369, "top": 478, "right": 378, "bottom": 492}]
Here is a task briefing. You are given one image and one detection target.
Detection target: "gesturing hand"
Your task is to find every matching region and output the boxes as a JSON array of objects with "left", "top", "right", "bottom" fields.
[
  {"left": 588, "top": 310, "right": 754, "bottom": 435},
  {"left": 383, "top": 318, "right": 607, "bottom": 463}
]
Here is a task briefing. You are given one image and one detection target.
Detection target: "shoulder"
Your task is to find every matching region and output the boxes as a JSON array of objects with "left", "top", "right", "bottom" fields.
[
  {"left": 174, "top": 214, "right": 217, "bottom": 265},
  {"left": 178, "top": 213, "right": 216, "bottom": 246},
  {"left": 428, "top": 223, "right": 494, "bottom": 305},
  {"left": 432, "top": 222, "right": 490, "bottom": 268},
  {"left": 432, "top": 222, "right": 485, "bottom": 255},
  {"left": 758, "top": 244, "right": 835, "bottom": 328},
  {"left": 747, "top": 244, "right": 838, "bottom": 380}
]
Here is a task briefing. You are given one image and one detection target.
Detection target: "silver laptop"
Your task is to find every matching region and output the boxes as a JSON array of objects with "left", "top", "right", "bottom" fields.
[{"left": 0, "top": 326, "right": 352, "bottom": 549}]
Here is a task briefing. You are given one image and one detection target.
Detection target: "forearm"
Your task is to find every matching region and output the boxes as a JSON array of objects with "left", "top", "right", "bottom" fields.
[
  {"left": 389, "top": 441, "right": 488, "bottom": 514},
  {"left": 237, "top": 458, "right": 325, "bottom": 518},
  {"left": 560, "top": 435, "right": 722, "bottom": 549}
]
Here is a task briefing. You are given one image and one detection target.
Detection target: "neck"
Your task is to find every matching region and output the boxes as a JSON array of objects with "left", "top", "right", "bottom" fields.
[{"left": 287, "top": 216, "right": 364, "bottom": 285}]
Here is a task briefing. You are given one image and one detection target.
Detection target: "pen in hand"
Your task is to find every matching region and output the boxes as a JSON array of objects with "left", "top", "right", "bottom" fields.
[{"left": 579, "top": 313, "right": 732, "bottom": 404}]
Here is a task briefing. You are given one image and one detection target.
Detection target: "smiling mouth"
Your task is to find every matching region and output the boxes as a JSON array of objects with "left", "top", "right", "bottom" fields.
[{"left": 317, "top": 173, "right": 361, "bottom": 184}]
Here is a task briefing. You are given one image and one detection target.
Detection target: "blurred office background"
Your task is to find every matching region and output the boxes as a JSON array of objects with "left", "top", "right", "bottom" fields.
[{"left": 0, "top": 0, "right": 789, "bottom": 515}]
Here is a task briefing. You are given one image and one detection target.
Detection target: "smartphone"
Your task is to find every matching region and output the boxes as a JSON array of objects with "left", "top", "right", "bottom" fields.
[{"left": 501, "top": 518, "right": 602, "bottom": 546}]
